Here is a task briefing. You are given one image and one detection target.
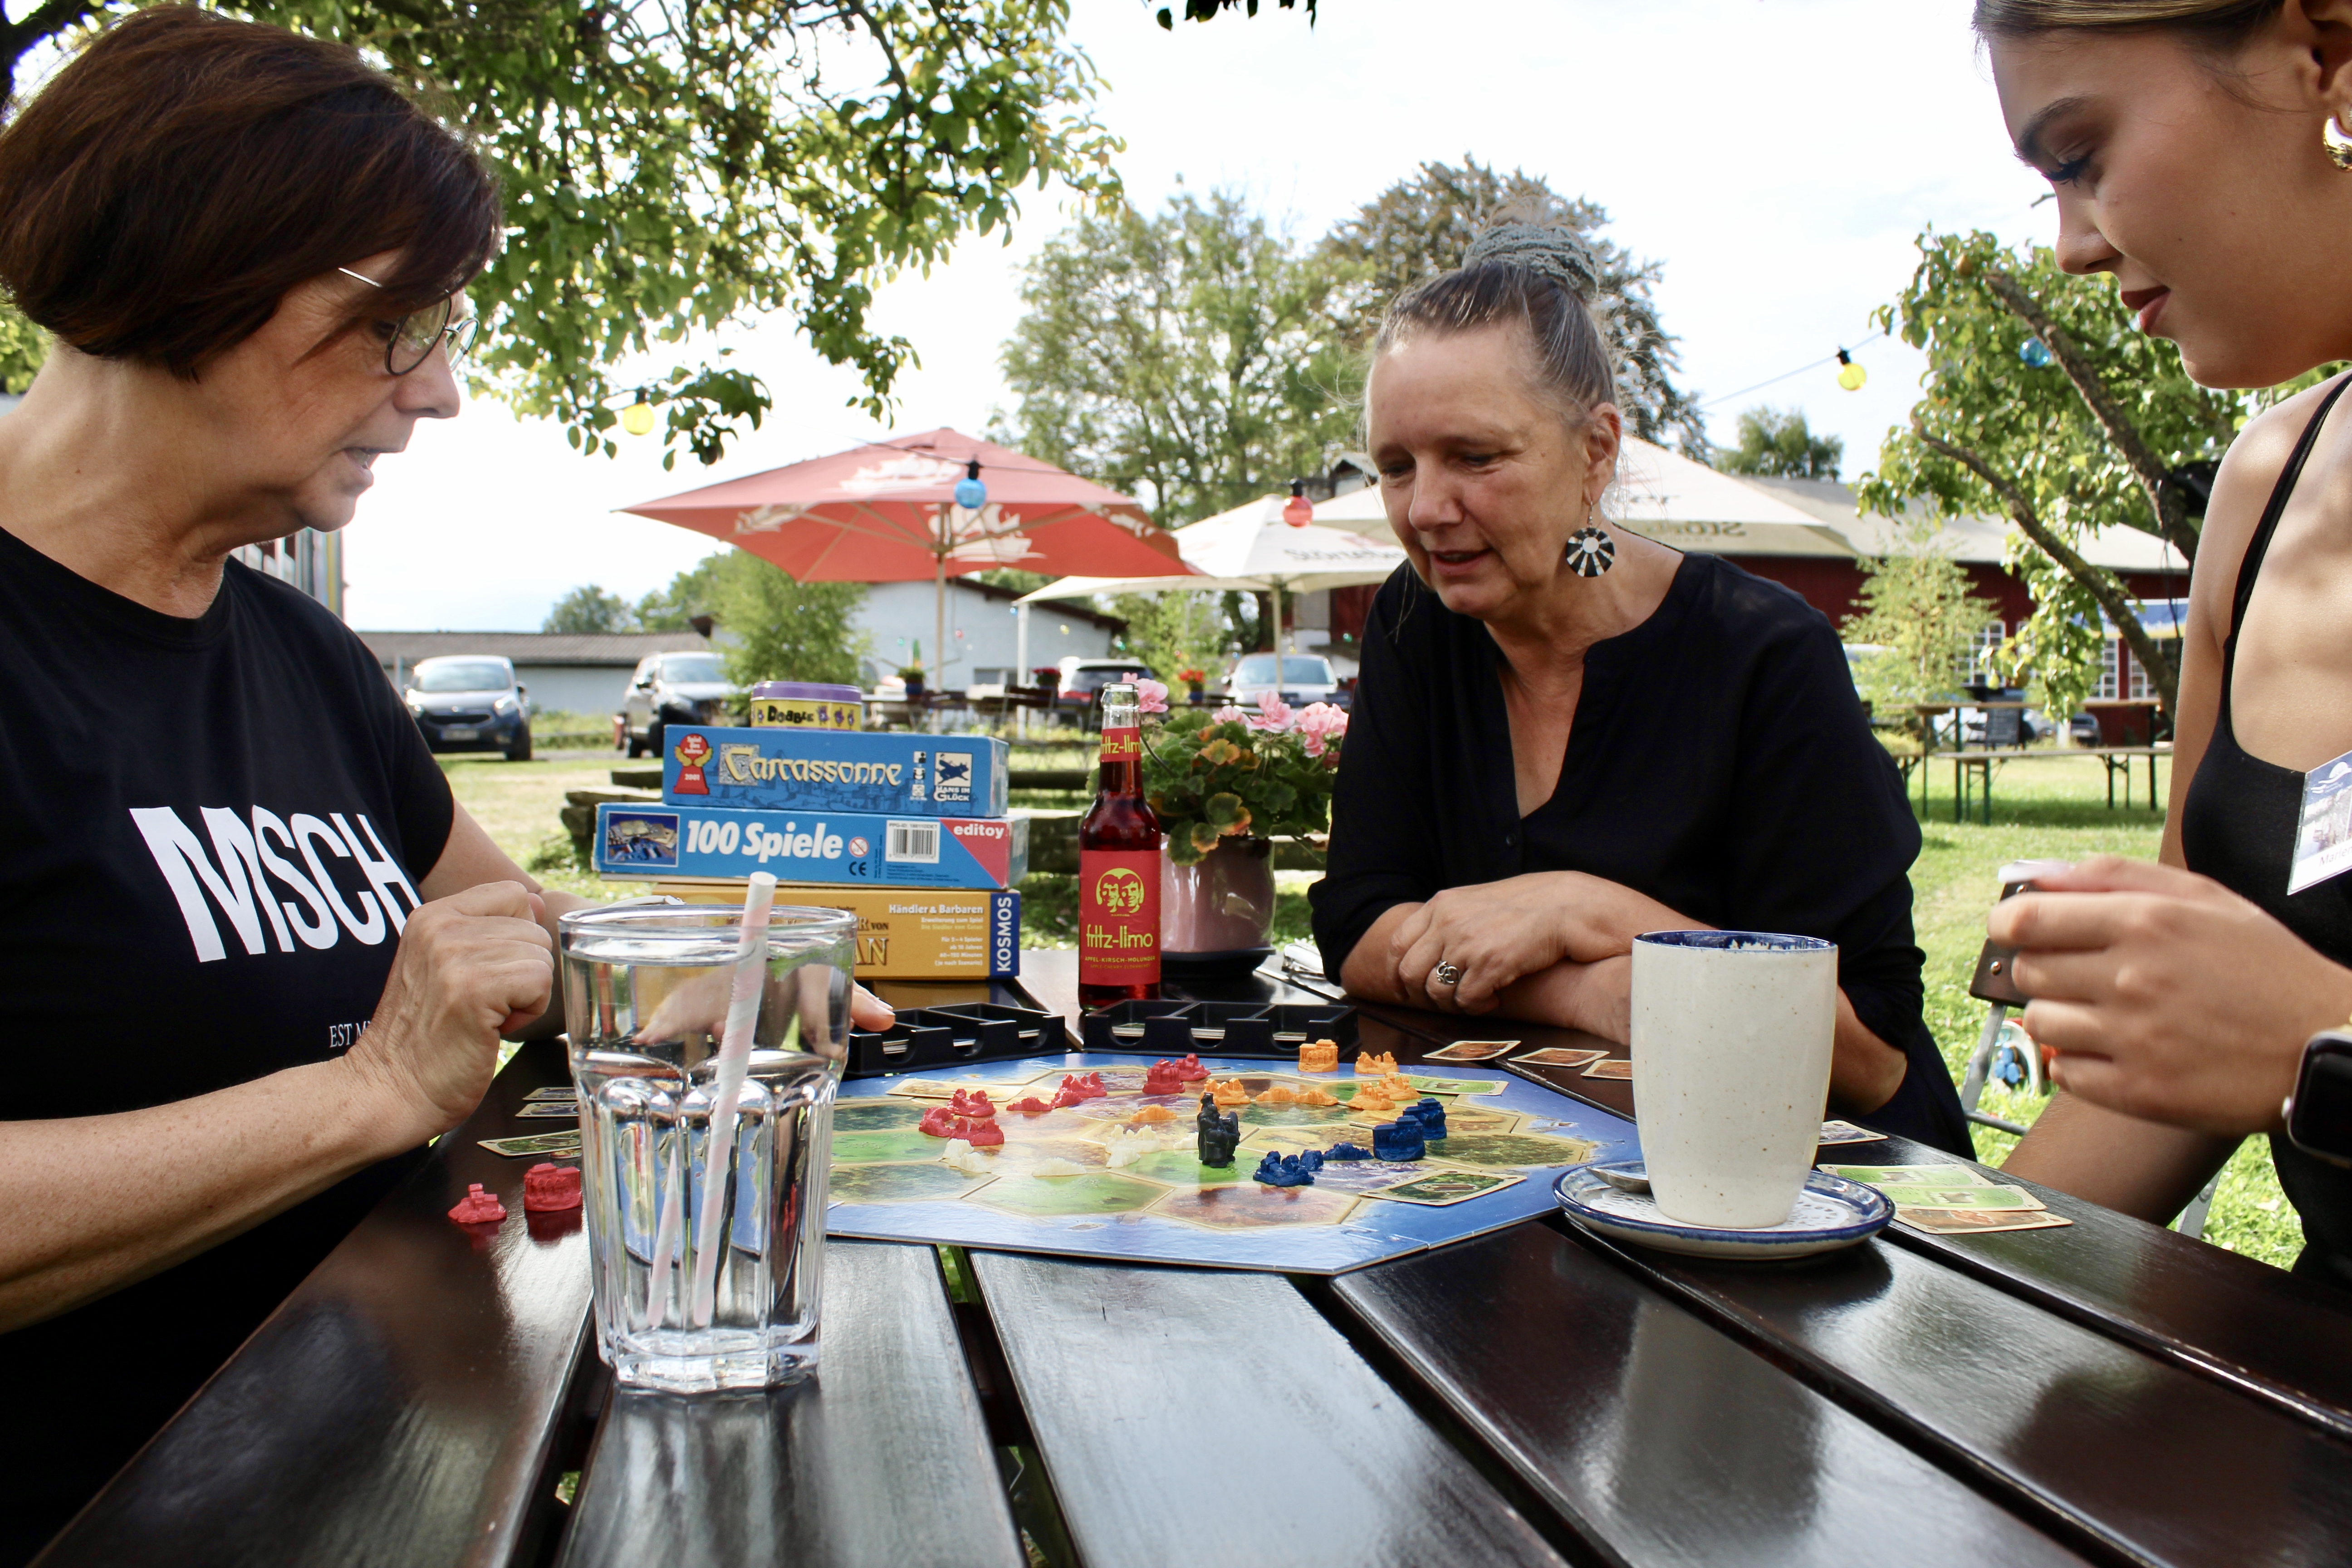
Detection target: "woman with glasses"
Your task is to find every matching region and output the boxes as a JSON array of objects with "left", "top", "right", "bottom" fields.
[{"left": 0, "top": 12, "right": 873, "bottom": 1557}]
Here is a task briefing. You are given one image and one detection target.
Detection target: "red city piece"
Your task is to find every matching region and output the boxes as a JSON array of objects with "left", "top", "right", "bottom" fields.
[
  {"left": 1142, "top": 1060, "right": 1185, "bottom": 1095},
  {"left": 1176, "top": 1054, "right": 1207, "bottom": 1081},
  {"left": 447, "top": 1183, "right": 506, "bottom": 1225},
  {"left": 522, "top": 1163, "right": 583, "bottom": 1213}
]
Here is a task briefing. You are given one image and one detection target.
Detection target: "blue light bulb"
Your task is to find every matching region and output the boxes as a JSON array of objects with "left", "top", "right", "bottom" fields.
[
  {"left": 2019, "top": 338, "right": 2054, "bottom": 369},
  {"left": 955, "top": 459, "right": 987, "bottom": 510}
]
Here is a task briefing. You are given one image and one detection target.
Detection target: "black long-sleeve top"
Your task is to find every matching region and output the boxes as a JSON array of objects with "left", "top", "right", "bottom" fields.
[{"left": 1310, "top": 555, "right": 1969, "bottom": 1153}]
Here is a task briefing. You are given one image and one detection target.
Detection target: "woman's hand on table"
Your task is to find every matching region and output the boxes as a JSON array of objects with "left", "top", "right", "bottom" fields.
[
  {"left": 1392, "top": 872, "right": 1690, "bottom": 1012},
  {"left": 1991, "top": 856, "right": 2352, "bottom": 1135},
  {"left": 345, "top": 880, "right": 554, "bottom": 1142}
]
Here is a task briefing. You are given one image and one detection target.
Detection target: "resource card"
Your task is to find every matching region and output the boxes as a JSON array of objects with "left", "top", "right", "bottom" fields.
[
  {"left": 1895, "top": 1207, "right": 2073, "bottom": 1235},
  {"left": 1581, "top": 1059, "right": 1634, "bottom": 1080},
  {"left": 523, "top": 1086, "right": 576, "bottom": 1102},
  {"left": 1820, "top": 1163, "right": 1988, "bottom": 1187},
  {"left": 1818, "top": 1120, "right": 1888, "bottom": 1145},
  {"left": 1370, "top": 1170, "right": 1522, "bottom": 1206},
  {"left": 479, "top": 1132, "right": 583, "bottom": 1159},
  {"left": 1423, "top": 1040, "right": 1519, "bottom": 1062},
  {"left": 1511, "top": 1047, "right": 1608, "bottom": 1069},
  {"left": 515, "top": 1102, "right": 580, "bottom": 1120}
]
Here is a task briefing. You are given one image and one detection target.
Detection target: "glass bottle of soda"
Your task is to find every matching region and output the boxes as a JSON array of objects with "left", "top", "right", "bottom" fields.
[{"left": 1079, "top": 682, "right": 1162, "bottom": 1008}]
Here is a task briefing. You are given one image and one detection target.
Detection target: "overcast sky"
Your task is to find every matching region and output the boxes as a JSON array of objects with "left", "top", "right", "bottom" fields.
[{"left": 343, "top": 0, "right": 2055, "bottom": 630}]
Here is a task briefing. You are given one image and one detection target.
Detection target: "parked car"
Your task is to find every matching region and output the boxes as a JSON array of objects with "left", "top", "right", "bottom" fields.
[
  {"left": 1224, "top": 652, "right": 1343, "bottom": 712},
  {"left": 620, "top": 651, "right": 740, "bottom": 757},
  {"left": 1054, "top": 658, "right": 1159, "bottom": 723},
  {"left": 404, "top": 655, "right": 531, "bottom": 761}
]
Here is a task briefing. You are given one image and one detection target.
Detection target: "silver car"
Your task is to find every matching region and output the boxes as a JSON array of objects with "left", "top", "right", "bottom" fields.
[
  {"left": 620, "top": 651, "right": 740, "bottom": 757},
  {"left": 405, "top": 655, "right": 532, "bottom": 761},
  {"left": 1224, "top": 652, "right": 1342, "bottom": 713}
]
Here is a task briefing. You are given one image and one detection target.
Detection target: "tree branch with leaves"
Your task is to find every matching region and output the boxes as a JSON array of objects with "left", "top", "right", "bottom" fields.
[{"left": 0, "top": 0, "right": 1122, "bottom": 468}]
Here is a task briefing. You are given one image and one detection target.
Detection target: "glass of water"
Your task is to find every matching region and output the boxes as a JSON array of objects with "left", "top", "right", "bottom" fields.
[{"left": 559, "top": 900, "right": 855, "bottom": 1392}]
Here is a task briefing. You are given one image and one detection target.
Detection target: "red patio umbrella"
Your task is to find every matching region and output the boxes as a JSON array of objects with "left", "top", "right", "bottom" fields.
[{"left": 622, "top": 428, "right": 1192, "bottom": 688}]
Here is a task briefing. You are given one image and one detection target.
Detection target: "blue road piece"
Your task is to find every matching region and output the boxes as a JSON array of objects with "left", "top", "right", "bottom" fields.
[{"left": 1253, "top": 1151, "right": 1318, "bottom": 1187}]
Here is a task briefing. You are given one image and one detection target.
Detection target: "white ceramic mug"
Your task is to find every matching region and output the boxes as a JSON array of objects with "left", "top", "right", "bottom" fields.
[{"left": 1630, "top": 931, "right": 1838, "bottom": 1229}]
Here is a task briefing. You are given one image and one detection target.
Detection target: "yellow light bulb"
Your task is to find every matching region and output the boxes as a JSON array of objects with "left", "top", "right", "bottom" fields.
[
  {"left": 621, "top": 400, "right": 656, "bottom": 436},
  {"left": 1837, "top": 362, "right": 1867, "bottom": 392}
]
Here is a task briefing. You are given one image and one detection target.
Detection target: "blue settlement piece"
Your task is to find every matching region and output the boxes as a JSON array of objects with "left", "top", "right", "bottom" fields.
[
  {"left": 1372, "top": 1119, "right": 1425, "bottom": 1162},
  {"left": 1324, "top": 1142, "right": 1372, "bottom": 1161},
  {"left": 1253, "top": 1150, "right": 1322, "bottom": 1188}
]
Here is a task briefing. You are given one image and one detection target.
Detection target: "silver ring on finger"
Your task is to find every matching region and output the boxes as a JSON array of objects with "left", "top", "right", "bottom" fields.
[{"left": 1433, "top": 960, "right": 1462, "bottom": 988}]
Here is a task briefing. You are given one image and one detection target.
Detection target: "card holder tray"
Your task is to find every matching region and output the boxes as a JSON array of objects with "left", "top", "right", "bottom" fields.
[
  {"left": 844, "top": 1003, "right": 1073, "bottom": 1078},
  {"left": 1078, "top": 999, "right": 1359, "bottom": 1061}
]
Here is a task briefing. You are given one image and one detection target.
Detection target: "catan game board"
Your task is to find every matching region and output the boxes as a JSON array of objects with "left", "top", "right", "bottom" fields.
[{"left": 824, "top": 1052, "right": 1640, "bottom": 1274}]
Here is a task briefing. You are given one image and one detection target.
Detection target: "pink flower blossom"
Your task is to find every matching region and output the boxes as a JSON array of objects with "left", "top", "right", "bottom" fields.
[
  {"left": 1249, "top": 693, "right": 1294, "bottom": 732},
  {"left": 1294, "top": 701, "right": 1349, "bottom": 758},
  {"left": 1212, "top": 704, "right": 1250, "bottom": 725},
  {"left": 1134, "top": 678, "right": 1170, "bottom": 715}
]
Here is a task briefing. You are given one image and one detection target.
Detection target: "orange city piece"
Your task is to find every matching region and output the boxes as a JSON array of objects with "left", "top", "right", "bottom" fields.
[
  {"left": 1354, "top": 1051, "right": 1397, "bottom": 1077},
  {"left": 1298, "top": 1039, "right": 1339, "bottom": 1073}
]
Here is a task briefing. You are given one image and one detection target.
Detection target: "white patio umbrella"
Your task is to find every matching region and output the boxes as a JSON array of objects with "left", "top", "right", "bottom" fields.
[
  {"left": 1312, "top": 436, "right": 1855, "bottom": 559},
  {"left": 1016, "top": 494, "right": 1407, "bottom": 657}
]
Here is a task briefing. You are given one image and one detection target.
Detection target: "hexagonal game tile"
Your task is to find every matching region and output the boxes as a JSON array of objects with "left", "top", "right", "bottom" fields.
[
  {"left": 1150, "top": 1183, "right": 1360, "bottom": 1230},
  {"left": 971, "top": 1172, "right": 1165, "bottom": 1218},
  {"left": 828, "top": 1162, "right": 996, "bottom": 1205}
]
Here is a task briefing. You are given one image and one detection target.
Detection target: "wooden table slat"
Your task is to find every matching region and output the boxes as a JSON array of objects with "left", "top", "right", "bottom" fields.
[
  {"left": 970, "top": 1250, "right": 1571, "bottom": 1568},
  {"left": 555, "top": 1240, "right": 1021, "bottom": 1568},
  {"left": 1844, "top": 1133, "right": 2352, "bottom": 1446},
  {"left": 37, "top": 1039, "right": 593, "bottom": 1568},
  {"left": 1333, "top": 1224, "right": 2096, "bottom": 1568},
  {"left": 1596, "top": 1221, "right": 2352, "bottom": 1568}
]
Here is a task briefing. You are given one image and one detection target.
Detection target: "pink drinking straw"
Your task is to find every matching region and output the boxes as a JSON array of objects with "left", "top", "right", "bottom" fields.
[{"left": 686, "top": 873, "right": 778, "bottom": 1328}]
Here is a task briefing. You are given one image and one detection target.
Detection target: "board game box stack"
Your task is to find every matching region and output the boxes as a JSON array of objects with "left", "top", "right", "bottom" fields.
[{"left": 592, "top": 692, "right": 1023, "bottom": 979}]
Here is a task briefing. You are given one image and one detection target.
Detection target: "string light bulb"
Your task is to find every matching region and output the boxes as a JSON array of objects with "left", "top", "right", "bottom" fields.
[
  {"left": 2019, "top": 338, "right": 2055, "bottom": 369},
  {"left": 1835, "top": 348, "right": 1867, "bottom": 392},
  {"left": 620, "top": 393, "right": 655, "bottom": 437},
  {"left": 955, "top": 458, "right": 988, "bottom": 511},
  {"left": 1282, "top": 477, "right": 1313, "bottom": 527}
]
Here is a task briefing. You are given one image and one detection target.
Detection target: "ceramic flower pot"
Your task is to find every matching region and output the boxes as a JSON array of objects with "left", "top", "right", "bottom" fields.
[{"left": 1159, "top": 835, "right": 1275, "bottom": 955}]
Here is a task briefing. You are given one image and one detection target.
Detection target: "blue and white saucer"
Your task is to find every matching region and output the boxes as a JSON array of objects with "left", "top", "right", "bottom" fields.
[{"left": 1553, "top": 1162, "right": 1892, "bottom": 1260}]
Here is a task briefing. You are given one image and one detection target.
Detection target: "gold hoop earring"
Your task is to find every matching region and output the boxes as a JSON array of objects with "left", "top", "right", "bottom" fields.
[
  {"left": 2325, "top": 115, "right": 2352, "bottom": 172},
  {"left": 1563, "top": 498, "right": 1616, "bottom": 578}
]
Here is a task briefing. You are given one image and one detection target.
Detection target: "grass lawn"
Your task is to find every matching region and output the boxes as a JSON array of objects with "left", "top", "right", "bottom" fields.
[{"left": 445, "top": 743, "right": 2305, "bottom": 1274}]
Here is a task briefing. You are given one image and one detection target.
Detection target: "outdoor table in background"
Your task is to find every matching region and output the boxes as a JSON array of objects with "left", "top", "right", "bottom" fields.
[{"left": 36, "top": 955, "right": 2352, "bottom": 1567}]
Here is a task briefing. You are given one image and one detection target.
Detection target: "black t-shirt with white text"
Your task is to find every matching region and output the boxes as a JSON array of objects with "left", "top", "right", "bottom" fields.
[{"left": 0, "top": 524, "right": 453, "bottom": 1562}]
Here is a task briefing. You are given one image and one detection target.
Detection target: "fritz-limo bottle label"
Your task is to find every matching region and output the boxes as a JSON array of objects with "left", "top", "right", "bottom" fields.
[{"left": 1078, "top": 848, "right": 1160, "bottom": 985}]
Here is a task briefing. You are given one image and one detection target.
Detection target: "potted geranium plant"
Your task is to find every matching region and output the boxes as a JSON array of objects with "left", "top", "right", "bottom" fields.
[
  {"left": 1134, "top": 681, "right": 1348, "bottom": 970},
  {"left": 897, "top": 662, "right": 926, "bottom": 700},
  {"left": 1176, "top": 666, "right": 1209, "bottom": 706}
]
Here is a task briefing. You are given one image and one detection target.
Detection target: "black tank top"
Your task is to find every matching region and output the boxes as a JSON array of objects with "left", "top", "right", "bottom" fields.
[{"left": 2179, "top": 373, "right": 2352, "bottom": 1290}]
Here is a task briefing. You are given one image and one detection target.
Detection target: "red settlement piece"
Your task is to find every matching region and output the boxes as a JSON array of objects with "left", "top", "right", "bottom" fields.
[
  {"left": 1061, "top": 1072, "right": 1107, "bottom": 1100},
  {"left": 950, "top": 1089, "right": 997, "bottom": 1119},
  {"left": 1010, "top": 1097, "right": 1053, "bottom": 1115},
  {"left": 523, "top": 1163, "right": 583, "bottom": 1213},
  {"left": 919, "top": 1106, "right": 958, "bottom": 1138},
  {"left": 447, "top": 1183, "right": 506, "bottom": 1225},
  {"left": 960, "top": 1120, "right": 1005, "bottom": 1148}
]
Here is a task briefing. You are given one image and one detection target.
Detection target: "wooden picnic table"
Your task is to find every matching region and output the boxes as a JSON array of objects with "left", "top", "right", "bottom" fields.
[
  {"left": 1894, "top": 744, "right": 2170, "bottom": 824},
  {"left": 40, "top": 954, "right": 2352, "bottom": 1567}
]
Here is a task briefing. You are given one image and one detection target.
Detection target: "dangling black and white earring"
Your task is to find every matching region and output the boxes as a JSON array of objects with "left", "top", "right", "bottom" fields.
[{"left": 1564, "top": 500, "right": 1615, "bottom": 578}]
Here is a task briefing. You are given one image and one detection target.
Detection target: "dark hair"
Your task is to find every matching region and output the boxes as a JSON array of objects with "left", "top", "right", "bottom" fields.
[
  {"left": 1373, "top": 222, "right": 1617, "bottom": 428},
  {"left": 1973, "top": 0, "right": 2284, "bottom": 42},
  {"left": 0, "top": 6, "right": 501, "bottom": 377}
]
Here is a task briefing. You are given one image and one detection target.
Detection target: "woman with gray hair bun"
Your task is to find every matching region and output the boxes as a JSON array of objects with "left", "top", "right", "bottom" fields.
[{"left": 1309, "top": 222, "right": 1969, "bottom": 1151}]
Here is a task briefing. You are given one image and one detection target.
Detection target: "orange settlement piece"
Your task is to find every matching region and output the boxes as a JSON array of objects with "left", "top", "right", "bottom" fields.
[
  {"left": 1354, "top": 1051, "right": 1397, "bottom": 1078},
  {"left": 1128, "top": 1104, "right": 1178, "bottom": 1124},
  {"left": 1210, "top": 1078, "right": 1250, "bottom": 1108}
]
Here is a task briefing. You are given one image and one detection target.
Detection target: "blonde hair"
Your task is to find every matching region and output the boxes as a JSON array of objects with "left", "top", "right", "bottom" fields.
[{"left": 1974, "top": 0, "right": 2282, "bottom": 38}]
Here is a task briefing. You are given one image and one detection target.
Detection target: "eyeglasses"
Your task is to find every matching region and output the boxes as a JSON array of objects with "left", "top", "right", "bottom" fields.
[{"left": 337, "top": 265, "right": 480, "bottom": 375}]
